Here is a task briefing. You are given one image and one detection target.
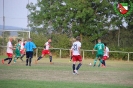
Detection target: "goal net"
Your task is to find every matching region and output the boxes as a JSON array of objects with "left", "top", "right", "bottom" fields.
[{"left": 0, "top": 29, "right": 30, "bottom": 55}]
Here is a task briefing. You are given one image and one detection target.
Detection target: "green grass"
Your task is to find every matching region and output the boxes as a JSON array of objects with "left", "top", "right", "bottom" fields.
[
  {"left": 0, "top": 57, "right": 133, "bottom": 88},
  {"left": 0, "top": 80, "right": 132, "bottom": 88}
]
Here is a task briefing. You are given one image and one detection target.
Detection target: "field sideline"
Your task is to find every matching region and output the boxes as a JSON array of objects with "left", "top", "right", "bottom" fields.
[{"left": 0, "top": 56, "right": 133, "bottom": 88}]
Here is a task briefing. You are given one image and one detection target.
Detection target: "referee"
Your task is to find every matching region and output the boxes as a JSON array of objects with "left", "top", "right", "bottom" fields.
[{"left": 24, "top": 38, "right": 36, "bottom": 66}]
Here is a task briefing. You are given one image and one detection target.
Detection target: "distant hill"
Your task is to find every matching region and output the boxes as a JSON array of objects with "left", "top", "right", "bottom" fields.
[
  {"left": 0, "top": 25, "right": 29, "bottom": 36},
  {"left": 0, "top": 25, "right": 25, "bottom": 30}
]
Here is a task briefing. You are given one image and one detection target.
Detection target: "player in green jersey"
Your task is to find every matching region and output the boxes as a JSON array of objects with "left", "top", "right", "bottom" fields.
[
  {"left": 92, "top": 39, "right": 105, "bottom": 67},
  {"left": 14, "top": 39, "right": 22, "bottom": 63}
]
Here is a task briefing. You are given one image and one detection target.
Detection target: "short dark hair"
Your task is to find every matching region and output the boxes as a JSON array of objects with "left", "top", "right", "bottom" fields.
[
  {"left": 76, "top": 36, "right": 80, "bottom": 41},
  {"left": 18, "top": 39, "right": 21, "bottom": 42}
]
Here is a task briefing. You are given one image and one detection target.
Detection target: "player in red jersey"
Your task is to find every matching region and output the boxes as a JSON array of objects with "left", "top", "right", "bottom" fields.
[
  {"left": 35, "top": 38, "right": 53, "bottom": 64},
  {"left": 71, "top": 36, "right": 82, "bottom": 74}
]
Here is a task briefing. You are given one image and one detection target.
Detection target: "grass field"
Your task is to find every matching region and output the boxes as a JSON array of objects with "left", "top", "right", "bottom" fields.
[{"left": 0, "top": 56, "right": 133, "bottom": 88}]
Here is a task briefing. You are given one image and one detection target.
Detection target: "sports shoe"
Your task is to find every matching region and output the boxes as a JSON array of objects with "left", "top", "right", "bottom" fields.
[
  {"left": 7, "top": 64, "right": 11, "bottom": 66},
  {"left": 73, "top": 72, "right": 76, "bottom": 75},
  {"left": 50, "top": 62, "right": 54, "bottom": 64},
  {"left": 1, "top": 59, "right": 4, "bottom": 64},
  {"left": 74, "top": 70, "right": 78, "bottom": 74}
]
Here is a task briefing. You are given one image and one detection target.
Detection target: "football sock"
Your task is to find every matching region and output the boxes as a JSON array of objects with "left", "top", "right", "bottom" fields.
[
  {"left": 93, "top": 59, "right": 97, "bottom": 66},
  {"left": 8, "top": 58, "right": 12, "bottom": 64},
  {"left": 26, "top": 58, "right": 28, "bottom": 65},
  {"left": 98, "top": 59, "right": 102, "bottom": 67},
  {"left": 76, "top": 63, "right": 82, "bottom": 70},
  {"left": 102, "top": 60, "right": 106, "bottom": 66},
  {"left": 37, "top": 56, "right": 42, "bottom": 60},
  {"left": 49, "top": 56, "right": 52, "bottom": 62},
  {"left": 29, "top": 57, "right": 32, "bottom": 66},
  {"left": 20, "top": 54, "right": 25, "bottom": 59},
  {"left": 20, "top": 57, "right": 23, "bottom": 61},
  {"left": 4, "top": 58, "right": 10, "bottom": 61},
  {"left": 72, "top": 64, "right": 75, "bottom": 73}
]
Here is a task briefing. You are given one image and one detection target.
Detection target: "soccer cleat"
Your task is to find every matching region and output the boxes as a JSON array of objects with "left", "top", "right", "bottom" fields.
[
  {"left": 50, "top": 62, "right": 54, "bottom": 64},
  {"left": 73, "top": 72, "right": 76, "bottom": 75},
  {"left": 74, "top": 70, "right": 78, "bottom": 74},
  {"left": 7, "top": 64, "right": 11, "bottom": 66},
  {"left": 1, "top": 59, "right": 4, "bottom": 64},
  {"left": 93, "top": 64, "right": 96, "bottom": 67}
]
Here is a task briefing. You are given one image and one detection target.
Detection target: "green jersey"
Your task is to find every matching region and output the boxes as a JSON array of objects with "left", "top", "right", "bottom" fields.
[
  {"left": 94, "top": 43, "right": 104, "bottom": 56},
  {"left": 15, "top": 43, "right": 21, "bottom": 57}
]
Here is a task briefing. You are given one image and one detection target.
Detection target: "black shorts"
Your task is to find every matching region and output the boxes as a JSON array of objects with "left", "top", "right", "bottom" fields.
[{"left": 26, "top": 51, "right": 33, "bottom": 58}]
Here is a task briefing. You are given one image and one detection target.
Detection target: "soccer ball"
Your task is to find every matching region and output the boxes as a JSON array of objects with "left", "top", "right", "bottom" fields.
[{"left": 89, "top": 63, "right": 92, "bottom": 66}]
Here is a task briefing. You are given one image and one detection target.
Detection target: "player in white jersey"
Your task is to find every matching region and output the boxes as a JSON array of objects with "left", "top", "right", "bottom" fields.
[
  {"left": 102, "top": 43, "right": 109, "bottom": 67},
  {"left": 1, "top": 37, "right": 14, "bottom": 65},
  {"left": 20, "top": 40, "right": 27, "bottom": 61},
  {"left": 71, "top": 36, "right": 82, "bottom": 74},
  {"left": 35, "top": 38, "right": 53, "bottom": 64}
]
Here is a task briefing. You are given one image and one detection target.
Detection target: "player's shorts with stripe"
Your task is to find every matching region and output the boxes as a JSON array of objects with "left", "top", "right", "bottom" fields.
[
  {"left": 103, "top": 56, "right": 108, "bottom": 60},
  {"left": 42, "top": 50, "right": 50, "bottom": 55},
  {"left": 72, "top": 55, "right": 82, "bottom": 62},
  {"left": 26, "top": 51, "right": 33, "bottom": 58},
  {"left": 20, "top": 49, "right": 25, "bottom": 54},
  {"left": 7, "top": 53, "right": 13, "bottom": 58}
]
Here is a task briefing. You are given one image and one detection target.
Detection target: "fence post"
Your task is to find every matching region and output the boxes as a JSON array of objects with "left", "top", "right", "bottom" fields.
[
  {"left": 83, "top": 50, "right": 84, "bottom": 60},
  {"left": 60, "top": 49, "right": 61, "bottom": 58},
  {"left": 36, "top": 48, "right": 38, "bottom": 58},
  {"left": 128, "top": 52, "right": 129, "bottom": 62}
]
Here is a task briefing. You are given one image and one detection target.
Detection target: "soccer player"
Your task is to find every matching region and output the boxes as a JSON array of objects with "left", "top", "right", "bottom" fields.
[
  {"left": 13, "top": 39, "right": 22, "bottom": 63},
  {"left": 24, "top": 38, "right": 36, "bottom": 66},
  {"left": 1, "top": 37, "right": 14, "bottom": 65},
  {"left": 35, "top": 38, "right": 53, "bottom": 64},
  {"left": 102, "top": 43, "right": 109, "bottom": 67},
  {"left": 71, "top": 36, "right": 82, "bottom": 74},
  {"left": 20, "top": 40, "right": 27, "bottom": 61},
  {"left": 92, "top": 39, "right": 105, "bottom": 67}
]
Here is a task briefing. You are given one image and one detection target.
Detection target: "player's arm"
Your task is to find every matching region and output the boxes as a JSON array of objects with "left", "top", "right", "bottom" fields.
[
  {"left": 78, "top": 46, "right": 81, "bottom": 54},
  {"left": 92, "top": 45, "right": 96, "bottom": 54},
  {"left": 78, "top": 43, "right": 81, "bottom": 54}
]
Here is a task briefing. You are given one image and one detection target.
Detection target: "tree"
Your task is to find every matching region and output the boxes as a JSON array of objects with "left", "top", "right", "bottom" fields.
[{"left": 27, "top": 0, "right": 114, "bottom": 41}]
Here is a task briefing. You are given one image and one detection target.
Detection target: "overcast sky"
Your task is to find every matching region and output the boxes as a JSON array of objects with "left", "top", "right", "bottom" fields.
[{"left": 0, "top": 0, "right": 36, "bottom": 28}]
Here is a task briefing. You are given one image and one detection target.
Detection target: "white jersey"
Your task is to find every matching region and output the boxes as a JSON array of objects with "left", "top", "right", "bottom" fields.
[
  {"left": 104, "top": 46, "right": 109, "bottom": 57},
  {"left": 45, "top": 42, "right": 50, "bottom": 50},
  {"left": 71, "top": 41, "right": 81, "bottom": 55},
  {"left": 6, "top": 41, "right": 13, "bottom": 53},
  {"left": 20, "top": 42, "right": 24, "bottom": 50}
]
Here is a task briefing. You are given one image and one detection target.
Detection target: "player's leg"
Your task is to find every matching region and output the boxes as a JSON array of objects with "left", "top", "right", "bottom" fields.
[
  {"left": 20, "top": 50, "right": 25, "bottom": 61},
  {"left": 75, "top": 55, "right": 82, "bottom": 74},
  {"left": 93, "top": 55, "right": 98, "bottom": 67},
  {"left": 72, "top": 56, "right": 76, "bottom": 74},
  {"left": 7, "top": 53, "right": 13, "bottom": 65},
  {"left": 26, "top": 52, "right": 29, "bottom": 66},
  {"left": 98, "top": 55, "right": 103, "bottom": 67},
  {"left": 35, "top": 50, "right": 44, "bottom": 64},
  {"left": 29, "top": 51, "right": 33, "bottom": 66},
  {"left": 49, "top": 53, "right": 53, "bottom": 64}
]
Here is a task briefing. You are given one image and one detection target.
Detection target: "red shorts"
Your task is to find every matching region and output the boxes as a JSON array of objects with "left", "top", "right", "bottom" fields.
[
  {"left": 7, "top": 53, "right": 13, "bottom": 58},
  {"left": 103, "top": 56, "right": 108, "bottom": 60},
  {"left": 72, "top": 55, "right": 82, "bottom": 62},
  {"left": 20, "top": 49, "right": 25, "bottom": 54},
  {"left": 42, "top": 50, "right": 50, "bottom": 55}
]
